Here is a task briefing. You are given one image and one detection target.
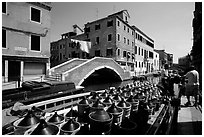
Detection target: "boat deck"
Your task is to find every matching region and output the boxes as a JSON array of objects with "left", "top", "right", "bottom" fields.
[{"left": 175, "top": 96, "right": 202, "bottom": 135}]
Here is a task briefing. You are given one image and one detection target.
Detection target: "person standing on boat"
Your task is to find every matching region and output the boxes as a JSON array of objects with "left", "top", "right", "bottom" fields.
[
  {"left": 160, "top": 64, "right": 170, "bottom": 95},
  {"left": 184, "top": 66, "right": 199, "bottom": 107}
]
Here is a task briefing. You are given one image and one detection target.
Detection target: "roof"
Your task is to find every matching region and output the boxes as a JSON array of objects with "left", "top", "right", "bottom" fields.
[
  {"left": 132, "top": 25, "right": 154, "bottom": 43},
  {"left": 108, "top": 9, "right": 130, "bottom": 18}
]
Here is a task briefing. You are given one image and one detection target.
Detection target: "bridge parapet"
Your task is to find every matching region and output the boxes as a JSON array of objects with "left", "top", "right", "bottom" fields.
[
  {"left": 62, "top": 57, "right": 131, "bottom": 86},
  {"left": 49, "top": 58, "right": 88, "bottom": 75}
]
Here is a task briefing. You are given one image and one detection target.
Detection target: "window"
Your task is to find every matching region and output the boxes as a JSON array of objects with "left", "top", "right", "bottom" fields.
[
  {"left": 149, "top": 51, "right": 153, "bottom": 58},
  {"left": 95, "top": 50, "right": 100, "bottom": 57},
  {"left": 132, "top": 42, "right": 134, "bottom": 47},
  {"left": 30, "top": 7, "right": 41, "bottom": 23},
  {"left": 139, "top": 62, "right": 140, "bottom": 68},
  {"left": 2, "top": 2, "right": 6, "bottom": 14},
  {"left": 142, "top": 62, "right": 143, "bottom": 67},
  {"left": 135, "top": 46, "right": 137, "bottom": 54},
  {"left": 138, "top": 47, "right": 140, "bottom": 55},
  {"left": 31, "top": 35, "right": 40, "bottom": 51},
  {"left": 132, "top": 31, "right": 134, "bottom": 35},
  {"left": 117, "top": 34, "right": 120, "bottom": 41},
  {"left": 2, "top": 29, "right": 6, "bottom": 48},
  {"left": 125, "top": 16, "right": 128, "bottom": 22},
  {"left": 124, "top": 25, "right": 126, "bottom": 31},
  {"left": 117, "top": 48, "right": 120, "bottom": 56},
  {"left": 96, "top": 37, "right": 99, "bottom": 44},
  {"left": 127, "top": 39, "right": 129, "bottom": 45},
  {"left": 106, "top": 48, "right": 113, "bottom": 56},
  {"left": 127, "top": 28, "right": 129, "bottom": 33},
  {"left": 135, "top": 61, "right": 137, "bottom": 67},
  {"left": 107, "top": 34, "right": 112, "bottom": 41},
  {"left": 141, "top": 48, "right": 143, "bottom": 56},
  {"left": 46, "top": 103, "right": 54, "bottom": 108},
  {"left": 117, "top": 21, "right": 120, "bottom": 26},
  {"left": 107, "top": 20, "right": 113, "bottom": 27},
  {"left": 123, "top": 51, "right": 127, "bottom": 58},
  {"left": 124, "top": 37, "right": 126, "bottom": 43},
  {"left": 85, "top": 27, "right": 90, "bottom": 33},
  {"left": 95, "top": 24, "right": 100, "bottom": 30}
]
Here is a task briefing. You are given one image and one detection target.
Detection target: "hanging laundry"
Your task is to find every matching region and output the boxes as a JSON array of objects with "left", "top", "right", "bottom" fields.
[{"left": 71, "top": 39, "right": 91, "bottom": 53}]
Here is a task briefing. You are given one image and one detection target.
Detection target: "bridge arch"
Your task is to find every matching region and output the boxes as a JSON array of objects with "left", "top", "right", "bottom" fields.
[{"left": 78, "top": 65, "right": 123, "bottom": 86}]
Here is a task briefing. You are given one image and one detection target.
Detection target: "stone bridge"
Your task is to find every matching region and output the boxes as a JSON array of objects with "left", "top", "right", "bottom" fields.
[{"left": 49, "top": 57, "right": 131, "bottom": 86}]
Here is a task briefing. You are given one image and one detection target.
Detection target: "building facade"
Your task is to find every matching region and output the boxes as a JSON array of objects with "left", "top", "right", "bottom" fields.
[
  {"left": 153, "top": 50, "right": 160, "bottom": 71},
  {"left": 191, "top": 2, "right": 202, "bottom": 88},
  {"left": 50, "top": 32, "right": 91, "bottom": 67},
  {"left": 154, "top": 49, "right": 173, "bottom": 69},
  {"left": 2, "top": 2, "right": 52, "bottom": 82},
  {"left": 51, "top": 10, "right": 158, "bottom": 76},
  {"left": 178, "top": 55, "right": 191, "bottom": 71}
]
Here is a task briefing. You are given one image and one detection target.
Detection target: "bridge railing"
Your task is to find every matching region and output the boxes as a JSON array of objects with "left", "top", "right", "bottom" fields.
[{"left": 50, "top": 58, "right": 88, "bottom": 75}]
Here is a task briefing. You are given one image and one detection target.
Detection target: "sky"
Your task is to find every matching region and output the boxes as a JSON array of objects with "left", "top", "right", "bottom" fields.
[{"left": 50, "top": 2, "right": 195, "bottom": 63}]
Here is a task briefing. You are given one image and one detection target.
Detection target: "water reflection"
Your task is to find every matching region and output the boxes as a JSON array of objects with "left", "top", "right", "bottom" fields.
[{"left": 84, "top": 76, "right": 160, "bottom": 91}]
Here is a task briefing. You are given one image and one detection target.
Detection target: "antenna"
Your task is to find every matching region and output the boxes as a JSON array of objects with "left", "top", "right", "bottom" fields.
[
  {"left": 96, "top": 8, "right": 99, "bottom": 19},
  {"left": 113, "top": 5, "right": 116, "bottom": 12}
]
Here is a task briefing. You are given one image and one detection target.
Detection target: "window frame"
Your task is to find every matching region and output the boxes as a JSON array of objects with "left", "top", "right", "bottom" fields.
[
  {"left": 106, "top": 48, "right": 113, "bottom": 56},
  {"left": 30, "top": 34, "right": 41, "bottom": 52},
  {"left": 2, "top": 2, "right": 7, "bottom": 14},
  {"left": 117, "top": 21, "right": 120, "bottom": 27},
  {"left": 30, "top": 6, "right": 42, "bottom": 24},
  {"left": 117, "top": 48, "right": 121, "bottom": 56},
  {"left": 107, "top": 34, "right": 112, "bottom": 42},
  {"left": 107, "top": 20, "right": 113, "bottom": 27},
  {"left": 117, "top": 34, "right": 120, "bottom": 41},
  {"left": 2, "top": 29, "right": 7, "bottom": 48},
  {"left": 96, "top": 36, "right": 100, "bottom": 44},
  {"left": 95, "top": 24, "right": 101, "bottom": 30}
]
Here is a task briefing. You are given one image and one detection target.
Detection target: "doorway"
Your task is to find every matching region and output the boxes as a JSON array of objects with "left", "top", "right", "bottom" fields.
[{"left": 8, "top": 61, "right": 20, "bottom": 82}]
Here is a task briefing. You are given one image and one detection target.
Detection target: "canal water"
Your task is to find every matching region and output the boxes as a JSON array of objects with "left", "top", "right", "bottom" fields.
[{"left": 84, "top": 76, "right": 161, "bottom": 91}]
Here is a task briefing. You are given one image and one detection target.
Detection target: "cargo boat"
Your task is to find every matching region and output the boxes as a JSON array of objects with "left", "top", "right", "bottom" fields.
[
  {"left": 2, "top": 81, "right": 84, "bottom": 109},
  {"left": 2, "top": 80, "right": 179, "bottom": 135}
]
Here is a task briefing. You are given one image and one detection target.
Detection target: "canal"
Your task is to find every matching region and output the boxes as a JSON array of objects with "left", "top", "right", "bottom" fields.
[{"left": 83, "top": 75, "right": 161, "bottom": 91}]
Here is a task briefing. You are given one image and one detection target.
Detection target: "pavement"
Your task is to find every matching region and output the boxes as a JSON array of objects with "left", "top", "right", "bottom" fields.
[{"left": 176, "top": 96, "right": 202, "bottom": 135}]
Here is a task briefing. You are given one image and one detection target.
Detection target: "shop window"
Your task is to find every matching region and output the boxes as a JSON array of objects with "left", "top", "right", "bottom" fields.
[
  {"left": 30, "top": 7, "right": 41, "bottom": 23},
  {"left": 31, "top": 34, "right": 40, "bottom": 51}
]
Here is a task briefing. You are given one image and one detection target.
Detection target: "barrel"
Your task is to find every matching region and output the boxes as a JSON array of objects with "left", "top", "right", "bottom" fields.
[
  {"left": 106, "top": 103, "right": 123, "bottom": 126},
  {"left": 89, "top": 108, "right": 113, "bottom": 135},
  {"left": 117, "top": 98, "right": 131, "bottom": 119},
  {"left": 119, "top": 117, "right": 137, "bottom": 135},
  {"left": 13, "top": 110, "right": 40, "bottom": 135},
  {"left": 126, "top": 95, "right": 139, "bottom": 112},
  {"left": 77, "top": 96, "right": 90, "bottom": 117},
  {"left": 25, "top": 119, "right": 59, "bottom": 135},
  {"left": 60, "top": 118, "right": 81, "bottom": 135}
]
